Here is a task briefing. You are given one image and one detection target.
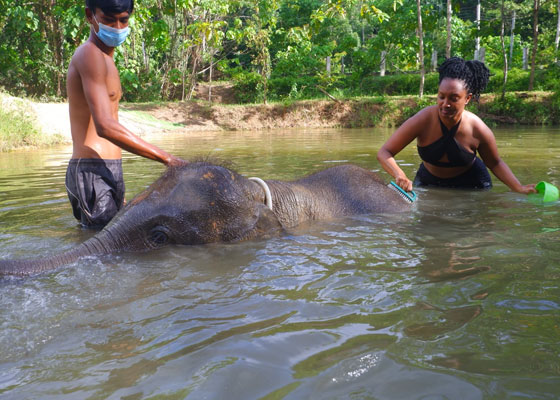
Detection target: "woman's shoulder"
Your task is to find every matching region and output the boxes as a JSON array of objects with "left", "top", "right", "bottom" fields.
[
  {"left": 419, "top": 104, "right": 438, "bottom": 116},
  {"left": 463, "top": 110, "right": 489, "bottom": 128},
  {"left": 396, "top": 105, "right": 437, "bottom": 138},
  {"left": 463, "top": 110, "right": 494, "bottom": 138},
  {"left": 410, "top": 104, "right": 438, "bottom": 123}
]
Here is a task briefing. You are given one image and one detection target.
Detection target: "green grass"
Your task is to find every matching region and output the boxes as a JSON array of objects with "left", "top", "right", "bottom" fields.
[
  {"left": 0, "top": 95, "right": 66, "bottom": 151},
  {"left": 123, "top": 109, "right": 185, "bottom": 129}
]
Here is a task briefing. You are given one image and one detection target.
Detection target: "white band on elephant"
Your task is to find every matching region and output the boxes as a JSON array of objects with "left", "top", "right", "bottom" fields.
[{"left": 248, "top": 177, "right": 273, "bottom": 211}]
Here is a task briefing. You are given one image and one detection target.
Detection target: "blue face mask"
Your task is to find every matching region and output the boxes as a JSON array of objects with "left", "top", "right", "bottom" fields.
[{"left": 93, "top": 15, "right": 130, "bottom": 47}]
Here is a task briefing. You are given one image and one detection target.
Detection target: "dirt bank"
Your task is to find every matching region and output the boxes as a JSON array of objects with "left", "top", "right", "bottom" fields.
[
  {"left": 120, "top": 98, "right": 407, "bottom": 133},
  {"left": 26, "top": 96, "right": 413, "bottom": 141},
  {"left": 8, "top": 89, "right": 556, "bottom": 148}
]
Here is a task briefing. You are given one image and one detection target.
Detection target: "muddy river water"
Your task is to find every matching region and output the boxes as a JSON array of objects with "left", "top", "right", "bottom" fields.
[{"left": 0, "top": 126, "right": 559, "bottom": 399}]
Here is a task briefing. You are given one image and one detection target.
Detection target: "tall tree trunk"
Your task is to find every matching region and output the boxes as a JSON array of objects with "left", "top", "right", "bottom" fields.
[
  {"left": 528, "top": 0, "right": 540, "bottom": 91},
  {"left": 181, "top": 47, "right": 190, "bottom": 101},
  {"left": 38, "top": 0, "right": 65, "bottom": 97},
  {"left": 417, "top": 0, "right": 425, "bottom": 98},
  {"left": 500, "top": 0, "right": 508, "bottom": 99},
  {"left": 208, "top": 51, "right": 214, "bottom": 102},
  {"left": 261, "top": 53, "right": 270, "bottom": 105},
  {"left": 509, "top": 10, "right": 516, "bottom": 68},
  {"left": 54, "top": 4, "right": 65, "bottom": 97},
  {"left": 555, "top": 0, "right": 560, "bottom": 63},
  {"left": 188, "top": 46, "right": 200, "bottom": 100},
  {"left": 475, "top": 0, "right": 481, "bottom": 60},
  {"left": 36, "top": 0, "right": 49, "bottom": 94},
  {"left": 446, "top": 0, "right": 452, "bottom": 58},
  {"left": 258, "top": 32, "right": 271, "bottom": 105},
  {"left": 181, "top": 8, "right": 190, "bottom": 101},
  {"left": 360, "top": 0, "right": 365, "bottom": 45}
]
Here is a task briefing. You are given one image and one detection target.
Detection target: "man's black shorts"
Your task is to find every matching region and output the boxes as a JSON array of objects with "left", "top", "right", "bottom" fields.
[{"left": 65, "top": 158, "right": 125, "bottom": 228}]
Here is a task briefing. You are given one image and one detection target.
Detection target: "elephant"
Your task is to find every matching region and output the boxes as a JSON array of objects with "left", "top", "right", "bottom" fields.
[{"left": 0, "top": 161, "right": 413, "bottom": 277}]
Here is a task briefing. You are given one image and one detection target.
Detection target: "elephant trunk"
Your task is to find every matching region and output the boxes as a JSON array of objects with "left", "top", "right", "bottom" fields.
[{"left": 0, "top": 228, "right": 125, "bottom": 277}]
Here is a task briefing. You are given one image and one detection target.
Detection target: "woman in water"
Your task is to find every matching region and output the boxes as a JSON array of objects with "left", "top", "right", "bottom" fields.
[{"left": 377, "top": 57, "right": 536, "bottom": 194}]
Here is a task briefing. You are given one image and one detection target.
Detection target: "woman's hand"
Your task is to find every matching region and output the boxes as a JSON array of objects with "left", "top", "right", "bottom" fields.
[
  {"left": 396, "top": 175, "right": 413, "bottom": 192},
  {"left": 516, "top": 184, "right": 537, "bottom": 195}
]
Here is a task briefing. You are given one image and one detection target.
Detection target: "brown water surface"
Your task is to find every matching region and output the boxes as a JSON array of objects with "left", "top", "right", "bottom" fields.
[{"left": 0, "top": 126, "right": 559, "bottom": 399}]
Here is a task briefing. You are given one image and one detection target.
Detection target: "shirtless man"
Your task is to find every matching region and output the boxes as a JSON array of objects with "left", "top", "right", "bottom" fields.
[{"left": 66, "top": 0, "right": 186, "bottom": 228}]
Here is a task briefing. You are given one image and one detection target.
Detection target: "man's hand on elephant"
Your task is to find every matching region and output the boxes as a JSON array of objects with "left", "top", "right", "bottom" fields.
[{"left": 166, "top": 155, "right": 189, "bottom": 168}]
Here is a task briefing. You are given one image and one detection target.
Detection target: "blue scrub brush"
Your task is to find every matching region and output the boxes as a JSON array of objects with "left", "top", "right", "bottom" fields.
[{"left": 389, "top": 181, "right": 417, "bottom": 203}]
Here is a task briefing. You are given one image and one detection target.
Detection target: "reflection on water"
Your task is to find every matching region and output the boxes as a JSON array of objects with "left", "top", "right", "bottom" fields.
[{"left": 0, "top": 127, "right": 559, "bottom": 399}]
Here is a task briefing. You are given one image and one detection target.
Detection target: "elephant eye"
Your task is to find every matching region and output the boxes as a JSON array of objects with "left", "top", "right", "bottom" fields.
[{"left": 149, "top": 228, "right": 169, "bottom": 245}]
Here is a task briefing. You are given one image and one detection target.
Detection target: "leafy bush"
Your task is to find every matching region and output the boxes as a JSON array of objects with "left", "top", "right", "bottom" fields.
[
  {"left": 487, "top": 68, "right": 529, "bottom": 92},
  {"left": 342, "top": 72, "right": 440, "bottom": 96},
  {"left": 485, "top": 67, "right": 560, "bottom": 93},
  {"left": 231, "top": 69, "right": 264, "bottom": 104},
  {"left": 548, "top": 91, "right": 560, "bottom": 121},
  {"left": 476, "top": 92, "right": 559, "bottom": 125},
  {"left": 120, "top": 63, "right": 165, "bottom": 102},
  {"left": 268, "top": 76, "right": 321, "bottom": 100},
  {"left": 540, "top": 64, "right": 560, "bottom": 91}
]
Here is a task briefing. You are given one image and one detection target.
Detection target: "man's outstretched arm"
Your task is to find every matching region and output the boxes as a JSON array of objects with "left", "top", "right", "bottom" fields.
[{"left": 76, "top": 45, "right": 186, "bottom": 166}]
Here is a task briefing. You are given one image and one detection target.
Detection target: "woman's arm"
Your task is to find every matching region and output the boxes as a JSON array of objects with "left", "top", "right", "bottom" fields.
[
  {"left": 488, "top": 160, "right": 535, "bottom": 193},
  {"left": 475, "top": 120, "right": 536, "bottom": 194},
  {"left": 377, "top": 108, "right": 429, "bottom": 191}
]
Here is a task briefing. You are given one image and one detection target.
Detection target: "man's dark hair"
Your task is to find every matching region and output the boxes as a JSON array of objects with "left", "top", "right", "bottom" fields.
[
  {"left": 86, "top": 0, "right": 134, "bottom": 14},
  {"left": 438, "top": 57, "right": 490, "bottom": 101}
]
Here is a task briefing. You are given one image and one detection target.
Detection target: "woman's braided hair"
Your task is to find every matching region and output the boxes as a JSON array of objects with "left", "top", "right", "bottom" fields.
[{"left": 437, "top": 57, "right": 490, "bottom": 101}]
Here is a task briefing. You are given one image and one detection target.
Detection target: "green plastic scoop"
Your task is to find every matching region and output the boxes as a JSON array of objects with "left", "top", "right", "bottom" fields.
[{"left": 528, "top": 181, "right": 559, "bottom": 203}]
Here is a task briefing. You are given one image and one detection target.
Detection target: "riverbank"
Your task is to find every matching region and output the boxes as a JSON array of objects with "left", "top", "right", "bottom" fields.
[{"left": 1, "top": 90, "right": 558, "bottom": 151}]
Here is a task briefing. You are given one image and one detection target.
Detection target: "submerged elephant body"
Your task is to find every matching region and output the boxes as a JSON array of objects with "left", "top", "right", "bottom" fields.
[{"left": 1, "top": 162, "right": 412, "bottom": 277}]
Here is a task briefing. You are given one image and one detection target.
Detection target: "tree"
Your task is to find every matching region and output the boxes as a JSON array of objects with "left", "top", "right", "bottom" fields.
[
  {"left": 529, "top": 0, "right": 540, "bottom": 91},
  {"left": 417, "top": 0, "right": 425, "bottom": 98},
  {"left": 0, "top": 0, "right": 85, "bottom": 97},
  {"left": 500, "top": 0, "right": 508, "bottom": 99},
  {"left": 243, "top": 0, "right": 279, "bottom": 104},
  {"left": 555, "top": 0, "right": 560, "bottom": 62},
  {"left": 2, "top": 0, "right": 560, "bottom": 101},
  {"left": 509, "top": 9, "right": 516, "bottom": 68},
  {"left": 475, "top": 0, "right": 481, "bottom": 60},
  {"left": 446, "top": 0, "right": 452, "bottom": 58}
]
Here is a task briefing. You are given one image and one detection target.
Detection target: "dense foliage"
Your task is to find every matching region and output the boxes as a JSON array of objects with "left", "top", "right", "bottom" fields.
[{"left": 1, "top": 0, "right": 560, "bottom": 103}]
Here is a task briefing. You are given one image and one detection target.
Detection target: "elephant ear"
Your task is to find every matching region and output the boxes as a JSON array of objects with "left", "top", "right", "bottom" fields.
[
  {"left": 253, "top": 203, "right": 284, "bottom": 237},
  {"left": 234, "top": 202, "right": 283, "bottom": 242}
]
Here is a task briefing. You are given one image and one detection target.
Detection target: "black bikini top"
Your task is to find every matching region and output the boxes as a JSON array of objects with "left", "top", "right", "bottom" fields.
[{"left": 417, "top": 117, "right": 476, "bottom": 167}]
